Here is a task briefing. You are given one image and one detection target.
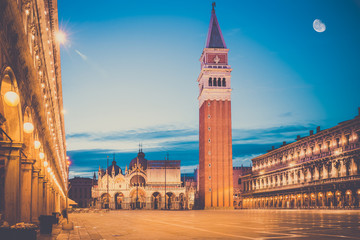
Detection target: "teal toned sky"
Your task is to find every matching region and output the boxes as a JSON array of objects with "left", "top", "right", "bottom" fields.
[{"left": 58, "top": 0, "right": 360, "bottom": 177}]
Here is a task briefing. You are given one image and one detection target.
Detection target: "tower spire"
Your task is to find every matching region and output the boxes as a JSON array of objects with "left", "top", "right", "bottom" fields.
[{"left": 206, "top": 2, "right": 226, "bottom": 48}]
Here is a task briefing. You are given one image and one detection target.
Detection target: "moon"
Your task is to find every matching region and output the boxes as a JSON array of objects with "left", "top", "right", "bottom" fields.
[{"left": 313, "top": 19, "right": 326, "bottom": 33}]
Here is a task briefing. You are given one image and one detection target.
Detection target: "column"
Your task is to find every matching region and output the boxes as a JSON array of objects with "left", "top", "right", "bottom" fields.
[
  {"left": 3, "top": 145, "right": 22, "bottom": 225},
  {"left": 20, "top": 159, "right": 34, "bottom": 222},
  {"left": 38, "top": 175, "right": 45, "bottom": 215},
  {"left": 55, "top": 192, "right": 60, "bottom": 213},
  {"left": 45, "top": 181, "right": 50, "bottom": 215},
  {"left": 51, "top": 187, "right": 55, "bottom": 213},
  {"left": 31, "top": 168, "right": 40, "bottom": 222}
]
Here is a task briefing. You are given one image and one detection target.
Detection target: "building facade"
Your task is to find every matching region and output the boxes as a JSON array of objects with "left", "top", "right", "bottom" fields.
[
  {"left": 69, "top": 177, "right": 94, "bottom": 208},
  {"left": 232, "top": 166, "right": 252, "bottom": 209},
  {"left": 92, "top": 151, "right": 191, "bottom": 210},
  {"left": 241, "top": 109, "right": 360, "bottom": 209},
  {"left": 198, "top": 3, "right": 233, "bottom": 209},
  {"left": 0, "top": 0, "right": 68, "bottom": 224}
]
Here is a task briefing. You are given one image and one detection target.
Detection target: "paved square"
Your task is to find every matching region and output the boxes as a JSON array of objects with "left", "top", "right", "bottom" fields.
[{"left": 47, "top": 210, "right": 360, "bottom": 239}]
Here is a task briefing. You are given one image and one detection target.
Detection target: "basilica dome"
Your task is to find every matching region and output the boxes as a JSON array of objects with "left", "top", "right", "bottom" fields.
[
  {"left": 129, "top": 151, "right": 147, "bottom": 170},
  {"left": 107, "top": 160, "right": 122, "bottom": 176}
]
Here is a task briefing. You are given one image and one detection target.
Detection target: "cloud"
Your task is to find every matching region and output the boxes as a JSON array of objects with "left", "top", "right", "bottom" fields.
[
  {"left": 67, "top": 127, "right": 197, "bottom": 142},
  {"left": 279, "top": 112, "right": 293, "bottom": 118},
  {"left": 232, "top": 154, "right": 261, "bottom": 167},
  {"left": 75, "top": 49, "right": 88, "bottom": 61},
  {"left": 226, "top": 28, "right": 241, "bottom": 36},
  {"left": 66, "top": 124, "right": 318, "bottom": 177},
  {"left": 232, "top": 124, "right": 316, "bottom": 145},
  {"left": 180, "top": 165, "right": 198, "bottom": 174},
  {"left": 67, "top": 132, "right": 92, "bottom": 139}
]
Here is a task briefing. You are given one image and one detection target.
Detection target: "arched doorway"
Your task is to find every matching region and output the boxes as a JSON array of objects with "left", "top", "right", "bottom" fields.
[
  {"left": 326, "top": 191, "right": 334, "bottom": 207},
  {"left": 318, "top": 192, "right": 325, "bottom": 207},
  {"left": 290, "top": 195, "right": 295, "bottom": 208},
  {"left": 115, "top": 192, "right": 124, "bottom": 209},
  {"left": 152, "top": 192, "right": 161, "bottom": 210},
  {"left": 130, "top": 188, "right": 146, "bottom": 209},
  {"left": 179, "top": 193, "right": 185, "bottom": 210},
  {"left": 335, "top": 191, "right": 342, "bottom": 208},
  {"left": 345, "top": 190, "right": 353, "bottom": 207},
  {"left": 166, "top": 192, "right": 175, "bottom": 210},
  {"left": 310, "top": 193, "right": 316, "bottom": 208},
  {"left": 101, "top": 193, "right": 110, "bottom": 209}
]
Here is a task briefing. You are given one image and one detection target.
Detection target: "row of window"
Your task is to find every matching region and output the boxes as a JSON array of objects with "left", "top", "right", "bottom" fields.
[
  {"left": 254, "top": 135, "right": 358, "bottom": 170},
  {"left": 209, "top": 77, "right": 226, "bottom": 87},
  {"left": 244, "top": 162, "right": 355, "bottom": 192}
]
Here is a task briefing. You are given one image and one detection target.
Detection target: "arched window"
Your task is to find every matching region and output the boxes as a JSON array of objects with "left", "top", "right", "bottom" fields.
[
  {"left": 238, "top": 178, "right": 241, "bottom": 185},
  {"left": 222, "top": 78, "right": 226, "bottom": 87},
  {"left": 218, "top": 78, "right": 221, "bottom": 86},
  {"left": 208, "top": 77, "right": 212, "bottom": 86},
  {"left": 213, "top": 78, "right": 217, "bottom": 86}
]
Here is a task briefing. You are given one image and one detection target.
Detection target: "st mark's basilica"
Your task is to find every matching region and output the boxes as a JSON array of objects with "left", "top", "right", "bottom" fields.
[{"left": 91, "top": 150, "right": 196, "bottom": 210}]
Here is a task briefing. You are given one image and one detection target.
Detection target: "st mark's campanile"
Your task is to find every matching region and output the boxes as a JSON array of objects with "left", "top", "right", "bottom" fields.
[{"left": 198, "top": 3, "right": 233, "bottom": 209}]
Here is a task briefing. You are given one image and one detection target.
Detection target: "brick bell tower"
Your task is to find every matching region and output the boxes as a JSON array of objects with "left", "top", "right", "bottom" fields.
[{"left": 198, "top": 3, "right": 233, "bottom": 209}]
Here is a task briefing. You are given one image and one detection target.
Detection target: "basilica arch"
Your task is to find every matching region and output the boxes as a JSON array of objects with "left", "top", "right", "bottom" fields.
[
  {"left": 114, "top": 192, "right": 124, "bottom": 209},
  {"left": 151, "top": 192, "right": 161, "bottom": 210},
  {"left": 130, "top": 188, "right": 146, "bottom": 209},
  {"left": 101, "top": 193, "right": 110, "bottom": 209}
]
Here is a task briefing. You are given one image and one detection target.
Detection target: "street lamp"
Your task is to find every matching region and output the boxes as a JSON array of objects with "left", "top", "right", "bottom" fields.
[
  {"left": 23, "top": 122, "right": 34, "bottom": 134},
  {"left": 34, "top": 140, "right": 41, "bottom": 149},
  {"left": 4, "top": 91, "right": 20, "bottom": 107}
]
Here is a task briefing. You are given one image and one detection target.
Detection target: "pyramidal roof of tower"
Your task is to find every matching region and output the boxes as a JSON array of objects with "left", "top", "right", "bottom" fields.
[{"left": 205, "top": 7, "right": 227, "bottom": 49}]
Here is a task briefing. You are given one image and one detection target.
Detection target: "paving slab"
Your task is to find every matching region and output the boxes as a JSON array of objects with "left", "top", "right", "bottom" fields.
[{"left": 38, "top": 209, "right": 360, "bottom": 239}]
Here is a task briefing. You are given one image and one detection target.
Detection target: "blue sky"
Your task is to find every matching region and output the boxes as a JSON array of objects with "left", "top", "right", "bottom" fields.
[{"left": 58, "top": 0, "right": 360, "bottom": 178}]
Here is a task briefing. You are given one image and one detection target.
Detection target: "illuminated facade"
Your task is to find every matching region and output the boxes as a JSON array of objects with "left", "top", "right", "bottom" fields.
[
  {"left": 92, "top": 151, "right": 193, "bottom": 210},
  {"left": 241, "top": 109, "right": 360, "bottom": 209},
  {"left": 0, "top": 0, "right": 68, "bottom": 224},
  {"left": 198, "top": 4, "right": 233, "bottom": 209}
]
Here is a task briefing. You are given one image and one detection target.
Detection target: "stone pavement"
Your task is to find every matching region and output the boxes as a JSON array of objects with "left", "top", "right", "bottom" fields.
[{"left": 38, "top": 209, "right": 360, "bottom": 240}]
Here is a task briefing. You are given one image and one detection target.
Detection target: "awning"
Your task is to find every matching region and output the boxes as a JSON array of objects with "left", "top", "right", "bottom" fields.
[{"left": 68, "top": 198, "right": 78, "bottom": 206}]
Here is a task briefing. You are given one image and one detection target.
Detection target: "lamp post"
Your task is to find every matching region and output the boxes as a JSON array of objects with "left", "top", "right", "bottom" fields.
[
  {"left": 136, "top": 157, "right": 139, "bottom": 209},
  {"left": 62, "top": 157, "right": 73, "bottom": 230},
  {"left": 164, "top": 153, "right": 169, "bottom": 210},
  {"left": 106, "top": 156, "right": 109, "bottom": 209}
]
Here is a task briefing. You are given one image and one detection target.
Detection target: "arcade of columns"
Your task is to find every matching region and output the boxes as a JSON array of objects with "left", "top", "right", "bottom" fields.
[
  {"left": 242, "top": 112, "right": 360, "bottom": 209},
  {"left": 0, "top": 0, "right": 68, "bottom": 225}
]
